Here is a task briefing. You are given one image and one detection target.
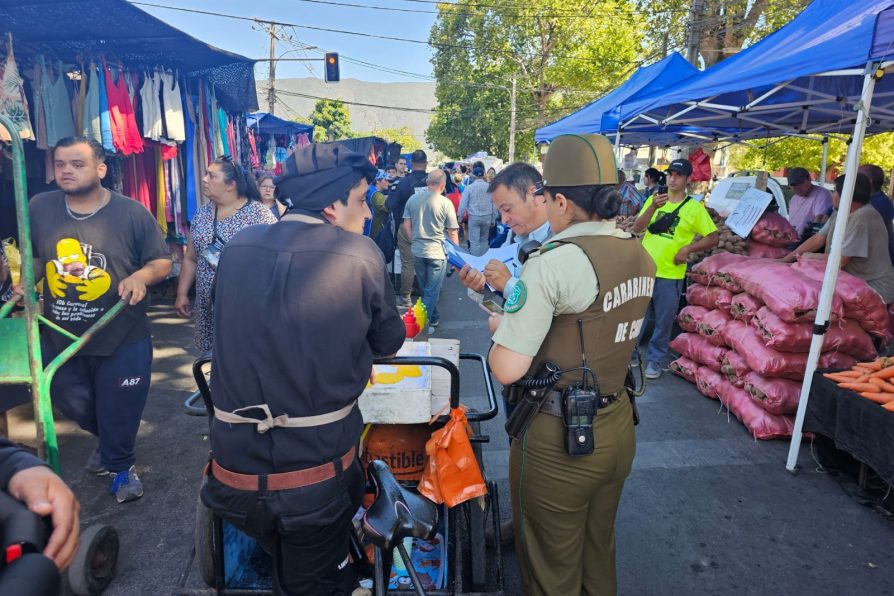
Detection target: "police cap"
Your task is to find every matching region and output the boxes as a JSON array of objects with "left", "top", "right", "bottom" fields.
[{"left": 538, "top": 134, "right": 618, "bottom": 194}]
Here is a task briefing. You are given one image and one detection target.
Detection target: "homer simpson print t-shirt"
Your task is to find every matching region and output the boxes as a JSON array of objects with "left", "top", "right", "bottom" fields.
[{"left": 30, "top": 190, "right": 169, "bottom": 356}]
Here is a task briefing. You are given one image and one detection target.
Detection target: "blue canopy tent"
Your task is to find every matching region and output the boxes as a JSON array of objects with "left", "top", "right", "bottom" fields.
[
  {"left": 246, "top": 112, "right": 314, "bottom": 138},
  {"left": 534, "top": 53, "right": 733, "bottom": 148},
  {"left": 609, "top": 0, "right": 894, "bottom": 472}
]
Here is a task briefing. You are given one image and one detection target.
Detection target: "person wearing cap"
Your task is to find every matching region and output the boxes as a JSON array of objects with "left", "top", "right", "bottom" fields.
[
  {"left": 487, "top": 134, "right": 656, "bottom": 595},
  {"left": 387, "top": 150, "right": 430, "bottom": 306},
  {"left": 458, "top": 162, "right": 500, "bottom": 256},
  {"left": 787, "top": 166, "right": 833, "bottom": 236},
  {"left": 366, "top": 169, "right": 392, "bottom": 240},
  {"left": 633, "top": 158, "right": 718, "bottom": 380},
  {"left": 202, "top": 143, "right": 406, "bottom": 596}
]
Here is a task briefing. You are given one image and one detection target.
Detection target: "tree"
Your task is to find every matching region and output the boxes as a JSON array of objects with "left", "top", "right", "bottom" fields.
[
  {"left": 371, "top": 127, "right": 423, "bottom": 152},
  {"left": 309, "top": 99, "right": 353, "bottom": 142},
  {"left": 427, "top": 1, "right": 643, "bottom": 160},
  {"left": 729, "top": 133, "right": 894, "bottom": 182},
  {"left": 638, "top": 0, "right": 809, "bottom": 67}
]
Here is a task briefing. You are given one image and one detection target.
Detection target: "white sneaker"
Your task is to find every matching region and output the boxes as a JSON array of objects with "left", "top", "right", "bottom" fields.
[{"left": 644, "top": 361, "right": 662, "bottom": 379}]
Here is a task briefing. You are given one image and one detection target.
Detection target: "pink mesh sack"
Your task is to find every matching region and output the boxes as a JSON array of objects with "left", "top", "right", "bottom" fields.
[
  {"left": 718, "top": 381, "right": 796, "bottom": 440},
  {"left": 695, "top": 366, "right": 725, "bottom": 400},
  {"left": 743, "top": 372, "right": 802, "bottom": 415},
  {"left": 791, "top": 258, "right": 889, "bottom": 338},
  {"left": 749, "top": 212, "right": 799, "bottom": 247},
  {"left": 727, "top": 259, "right": 844, "bottom": 323},
  {"left": 678, "top": 305, "right": 710, "bottom": 333},
  {"left": 720, "top": 350, "right": 749, "bottom": 387},
  {"left": 690, "top": 252, "right": 749, "bottom": 292},
  {"left": 670, "top": 357, "right": 699, "bottom": 383},
  {"left": 724, "top": 323, "right": 825, "bottom": 380},
  {"left": 754, "top": 306, "right": 877, "bottom": 360},
  {"left": 730, "top": 292, "right": 764, "bottom": 323},
  {"left": 697, "top": 309, "right": 732, "bottom": 346},
  {"left": 669, "top": 333, "right": 728, "bottom": 372},
  {"left": 706, "top": 286, "right": 734, "bottom": 313},
  {"left": 745, "top": 239, "right": 789, "bottom": 259},
  {"left": 685, "top": 284, "right": 713, "bottom": 308}
]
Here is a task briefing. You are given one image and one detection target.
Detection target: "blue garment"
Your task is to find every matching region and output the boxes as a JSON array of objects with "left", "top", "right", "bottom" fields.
[
  {"left": 639, "top": 277, "right": 684, "bottom": 365},
  {"left": 363, "top": 185, "right": 376, "bottom": 236},
  {"left": 41, "top": 335, "right": 152, "bottom": 472},
  {"left": 97, "top": 66, "right": 115, "bottom": 152},
  {"left": 869, "top": 190, "right": 894, "bottom": 266},
  {"left": 413, "top": 256, "right": 447, "bottom": 326},
  {"left": 183, "top": 94, "right": 198, "bottom": 220}
]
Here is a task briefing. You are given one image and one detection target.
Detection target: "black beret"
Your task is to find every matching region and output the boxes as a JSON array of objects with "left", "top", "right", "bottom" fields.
[{"left": 275, "top": 143, "right": 378, "bottom": 211}]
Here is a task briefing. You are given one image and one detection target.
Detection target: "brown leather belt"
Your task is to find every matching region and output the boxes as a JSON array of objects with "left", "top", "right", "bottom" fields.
[
  {"left": 210, "top": 446, "right": 356, "bottom": 491},
  {"left": 540, "top": 390, "right": 622, "bottom": 418}
]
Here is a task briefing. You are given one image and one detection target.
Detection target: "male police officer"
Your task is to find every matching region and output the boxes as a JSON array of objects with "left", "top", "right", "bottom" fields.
[{"left": 202, "top": 143, "right": 406, "bottom": 595}]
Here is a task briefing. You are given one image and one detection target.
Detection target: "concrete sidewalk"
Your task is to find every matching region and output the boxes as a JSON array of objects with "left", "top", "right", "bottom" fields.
[{"left": 5, "top": 271, "right": 893, "bottom": 595}]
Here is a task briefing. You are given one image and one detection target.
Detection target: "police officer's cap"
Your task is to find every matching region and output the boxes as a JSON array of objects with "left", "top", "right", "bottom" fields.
[
  {"left": 275, "top": 143, "right": 378, "bottom": 211},
  {"left": 536, "top": 134, "right": 618, "bottom": 194}
]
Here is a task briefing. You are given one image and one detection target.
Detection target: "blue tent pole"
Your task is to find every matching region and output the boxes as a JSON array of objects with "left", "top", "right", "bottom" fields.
[{"left": 785, "top": 62, "right": 881, "bottom": 473}]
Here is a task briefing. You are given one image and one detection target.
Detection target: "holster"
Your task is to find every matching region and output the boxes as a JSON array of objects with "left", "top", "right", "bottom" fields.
[
  {"left": 504, "top": 386, "right": 552, "bottom": 441},
  {"left": 501, "top": 384, "right": 526, "bottom": 407},
  {"left": 625, "top": 368, "right": 641, "bottom": 426}
]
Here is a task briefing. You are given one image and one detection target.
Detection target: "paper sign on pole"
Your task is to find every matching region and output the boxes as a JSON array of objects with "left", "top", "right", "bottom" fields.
[{"left": 724, "top": 187, "right": 773, "bottom": 238}]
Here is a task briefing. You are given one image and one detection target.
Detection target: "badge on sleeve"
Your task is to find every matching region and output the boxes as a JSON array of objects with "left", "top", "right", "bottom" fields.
[{"left": 504, "top": 280, "right": 527, "bottom": 313}]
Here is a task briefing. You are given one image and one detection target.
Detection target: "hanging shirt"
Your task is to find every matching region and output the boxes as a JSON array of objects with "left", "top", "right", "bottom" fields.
[
  {"left": 97, "top": 64, "right": 115, "bottom": 152},
  {"left": 0, "top": 36, "right": 34, "bottom": 141},
  {"left": 103, "top": 64, "right": 143, "bottom": 155},
  {"left": 160, "top": 72, "right": 186, "bottom": 142},
  {"left": 140, "top": 70, "right": 163, "bottom": 141},
  {"left": 40, "top": 57, "right": 75, "bottom": 147},
  {"left": 80, "top": 62, "right": 101, "bottom": 142}
]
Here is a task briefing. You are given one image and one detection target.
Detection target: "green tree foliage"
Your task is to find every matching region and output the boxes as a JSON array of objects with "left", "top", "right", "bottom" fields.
[
  {"left": 730, "top": 133, "right": 894, "bottom": 180},
  {"left": 371, "top": 127, "right": 423, "bottom": 152},
  {"left": 309, "top": 99, "right": 353, "bottom": 142},
  {"left": 427, "top": 1, "right": 643, "bottom": 160}
]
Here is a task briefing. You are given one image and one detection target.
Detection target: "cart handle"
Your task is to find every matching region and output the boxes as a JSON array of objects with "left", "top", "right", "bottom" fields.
[
  {"left": 192, "top": 353, "right": 214, "bottom": 422},
  {"left": 373, "top": 356, "right": 459, "bottom": 410},
  {"left": 43, "top": 298, "right": 128, "bottom": 384},
  {"left": 459, "top": 352, "right": 498, "bottom": 422}
]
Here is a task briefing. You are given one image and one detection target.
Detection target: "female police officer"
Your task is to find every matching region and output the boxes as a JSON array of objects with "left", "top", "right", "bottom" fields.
[{"left": 487, "top": 134, "right": 656, "bottom": 595}]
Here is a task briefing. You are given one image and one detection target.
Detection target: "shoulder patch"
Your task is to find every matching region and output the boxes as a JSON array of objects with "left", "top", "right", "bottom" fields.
[{"left": 504, "top": 280, "right": 527, "bottom": 313}]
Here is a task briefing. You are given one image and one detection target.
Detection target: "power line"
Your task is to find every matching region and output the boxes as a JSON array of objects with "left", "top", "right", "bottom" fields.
[
  {"left": 394, "top": 0, "right": 690, "bottom": 16},
  {"left": 289, "top": 0, "right": 689, "bottom": 18}
]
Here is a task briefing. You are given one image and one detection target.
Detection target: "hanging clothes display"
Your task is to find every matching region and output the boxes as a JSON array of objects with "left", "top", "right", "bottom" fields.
[
  {"left": 217, "top": 107, "right": 229, "bottom": 156},
  {"left": 0, "top": 35, "right": 35, "bottom": 141},
  {"left": 103, "top": 62, "right": 143, "bottom": 155},
  {"left": 80, "top": 62, "right": 101, "bottom": 142},
  {"left": 97, "top": 64, "right": 115, "bottom": 152},
  {"left": 40, "top": 57, "right": 75, "bottom": 146},
  {"left": 155, "top": 145, "right": 167, "bottom": 236},
  {"left": 140, "top": 69, "right": 163, "bottom": 141},
  {"left": 160, "top": 71, "right": 185, "bottom": 142}
]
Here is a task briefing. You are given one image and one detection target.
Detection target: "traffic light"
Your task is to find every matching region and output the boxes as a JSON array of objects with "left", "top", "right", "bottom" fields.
[{"left": 324, "top": 52, "right": 340, "bottom": 82}]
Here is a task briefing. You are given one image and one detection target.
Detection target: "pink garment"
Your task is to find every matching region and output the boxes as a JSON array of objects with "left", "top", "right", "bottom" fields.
[{"left": 103, "top": 63, "right": 144, "bottom": 155}]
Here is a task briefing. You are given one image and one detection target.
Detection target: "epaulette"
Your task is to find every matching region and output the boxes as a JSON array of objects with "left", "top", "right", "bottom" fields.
[{"left": 537, "top": 240, "right": 569, "bottom": 255}]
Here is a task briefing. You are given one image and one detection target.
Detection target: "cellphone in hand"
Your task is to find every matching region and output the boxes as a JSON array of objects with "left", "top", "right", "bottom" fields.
[
  {"left": 656, "top": 184, "right": 668, "bottom": 195},
  {"left": 479, "top": 299, "right": 504, "bottom": 316}
]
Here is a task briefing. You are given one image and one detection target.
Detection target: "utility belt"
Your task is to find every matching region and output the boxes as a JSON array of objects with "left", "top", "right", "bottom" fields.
[{"left": 504, "top": 361, "right": 642, "bottom": 457}]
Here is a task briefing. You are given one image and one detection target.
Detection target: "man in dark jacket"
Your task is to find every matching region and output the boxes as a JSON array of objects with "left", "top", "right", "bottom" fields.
[
  {"left": 203, "top": 143, "right": 406, "bottom": 596},
  {"left": 387, "top": 150, "right": 429, "bottom": 306}
]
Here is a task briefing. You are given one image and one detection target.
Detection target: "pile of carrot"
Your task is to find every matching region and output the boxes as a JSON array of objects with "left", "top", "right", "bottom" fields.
[{"left": 823, "top": 357, "right": 894, "bottom": 411}]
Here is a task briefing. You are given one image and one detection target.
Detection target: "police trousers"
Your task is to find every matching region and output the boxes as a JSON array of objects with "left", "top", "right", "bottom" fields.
[
  {"left": 509, "top": 393, "right": 635, "bottom": 596},
  {"left": 202, "top": 457, "right": 365, "bottom": 596}
]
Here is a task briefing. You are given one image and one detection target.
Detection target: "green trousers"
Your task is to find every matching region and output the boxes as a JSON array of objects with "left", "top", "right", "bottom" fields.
[{"left": 509, "top": 393, "right": 635, "bottom": 596}]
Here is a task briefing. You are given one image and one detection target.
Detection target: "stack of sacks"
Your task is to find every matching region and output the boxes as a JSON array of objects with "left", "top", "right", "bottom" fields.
[
  {"left": 746, "top": 212, "right": 799, "bottom": 259},
  {"left": 671, "top": 253, "right": 875, "bottom": 440}
]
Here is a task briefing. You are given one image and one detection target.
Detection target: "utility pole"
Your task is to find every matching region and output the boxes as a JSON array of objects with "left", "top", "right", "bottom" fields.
[
  {"left": 508, "top": 74, "right": 517, "bottom": 163},
  {"left": 685, "top": 0, "right": 703, "bottom": 66},
  {"left": 267, "top": 23, "right": 277, "bottom": 115}
]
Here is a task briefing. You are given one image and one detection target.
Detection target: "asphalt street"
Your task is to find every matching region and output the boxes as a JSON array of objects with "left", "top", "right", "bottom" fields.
[{"left": 4, "top": 272, "right": 893, "bottom": 595}]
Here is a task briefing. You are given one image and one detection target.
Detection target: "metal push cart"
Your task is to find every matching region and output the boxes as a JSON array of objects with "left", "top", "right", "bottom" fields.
[
  {"left": 179, "top": 351, "right": 506, "bottom": 595},
  {"left": 0, "top": 116, "right": 122, "bottom": 595}
]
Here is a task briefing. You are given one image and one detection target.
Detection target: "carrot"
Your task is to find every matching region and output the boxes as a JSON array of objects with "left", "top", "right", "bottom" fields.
[
  {"left": 855, "top": 373, "right": 873, "bottom": 383},
  {"left": 839, "top": 382, "right": 882, "bottom": 393},
  {"left": 859, "top": 392, "right": 894, "bottom": 404},
  {"left": 852, "top": 366, "right": 875, "bottom": 375},
  {"left": 856, "top": 360, "right": 883, "bottom": 371},
  {"left": 883, "top": 401, "right": 894, "bottom": 411},
  {"left": 836, "top": 370, "right": 864, "bottom": 378},
  {"left": 867, "top": 377, "right": 894, "bottom": 392},
  {"left": 870, "top": 366, "right": 894, "bottom": 380},
  {"left": 823, "top": 373, "right": 856, "bottom": 383}
]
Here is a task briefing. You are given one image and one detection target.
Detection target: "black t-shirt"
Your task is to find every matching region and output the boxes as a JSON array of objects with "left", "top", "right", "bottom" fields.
[
  {"left": 210, "top": 213, "right": 406, "bottom": 473},
  {"left": 386, "top": 169, "right": 428, "bottom": 217},
  {"left": 30, "top": 190, "right": 170, "bottom": 356}
]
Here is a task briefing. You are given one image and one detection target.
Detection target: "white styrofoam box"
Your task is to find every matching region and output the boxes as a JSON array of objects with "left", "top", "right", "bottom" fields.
[{"left": 359, "top": 341, "right": 432, "bottom": 424}]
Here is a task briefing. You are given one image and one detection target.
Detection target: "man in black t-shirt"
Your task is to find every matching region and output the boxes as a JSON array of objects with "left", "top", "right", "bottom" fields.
[
  {"left": 29, "top": 137, "right": 171, "bottom": 504},
  {"left": 386, "top": 149, "right": 429, "bottom": 306}
]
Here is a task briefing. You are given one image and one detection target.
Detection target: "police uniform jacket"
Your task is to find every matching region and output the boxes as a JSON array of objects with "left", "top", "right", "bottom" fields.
[{"left": 210, "top": 213, "right": 406, "bottom": 473}]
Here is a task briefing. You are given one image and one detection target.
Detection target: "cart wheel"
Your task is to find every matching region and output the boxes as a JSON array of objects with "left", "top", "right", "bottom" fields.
[
  {"left": 68, "top": 524, "right": 119, "bottom": 595},
  {"left": 467, "top": 420, "right": 487, "bottom": 591},
  {"left": 194, "top": 491, "right": 218, "bottom": 588}
]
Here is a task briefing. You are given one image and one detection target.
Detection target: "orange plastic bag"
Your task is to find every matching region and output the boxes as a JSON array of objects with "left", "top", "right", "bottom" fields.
[{"left": 417, "top": 408, "right": 488, "bottom": 508}]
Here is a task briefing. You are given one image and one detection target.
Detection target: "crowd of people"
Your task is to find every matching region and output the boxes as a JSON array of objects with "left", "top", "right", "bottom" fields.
[{"left": 4, "top": 130, "right": 894, "bottom": 596}]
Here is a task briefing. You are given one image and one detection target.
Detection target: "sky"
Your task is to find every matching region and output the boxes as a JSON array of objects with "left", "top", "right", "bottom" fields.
[{"left": 135, "top": 0, "right": 439, "bottom": 83}]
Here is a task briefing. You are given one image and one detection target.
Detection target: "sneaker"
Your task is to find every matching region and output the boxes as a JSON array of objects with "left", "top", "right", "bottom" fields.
[
  {"left": 429, "top": 318, "right": 440, "bottom": 328},
  {"left": 397, "top": 297, "right": 412, "bottom": 308},
  {"left": 85, "top": 449, "right": 108, "bottom": 476},
  {"left": 110, "top": 466, "right": 144, "bottom": 503},
  {"left": 644, "top": 361, "right": 662, "bottom": 380}
]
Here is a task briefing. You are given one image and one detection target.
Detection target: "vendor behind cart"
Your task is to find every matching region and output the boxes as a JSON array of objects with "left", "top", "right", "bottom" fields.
[{"left": 201, "top": 143, "right": 406, "bottom": 596}]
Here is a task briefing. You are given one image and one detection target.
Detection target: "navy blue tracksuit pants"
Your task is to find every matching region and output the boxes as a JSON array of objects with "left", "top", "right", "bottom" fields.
[{"left": 41, "top": 336, "right": 153, "bottom": 473}]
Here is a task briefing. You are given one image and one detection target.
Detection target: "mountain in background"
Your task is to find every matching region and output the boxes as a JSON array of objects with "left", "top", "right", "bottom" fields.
[{"left": 258, "top": 78, "right": 436, "bottom": 147}]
